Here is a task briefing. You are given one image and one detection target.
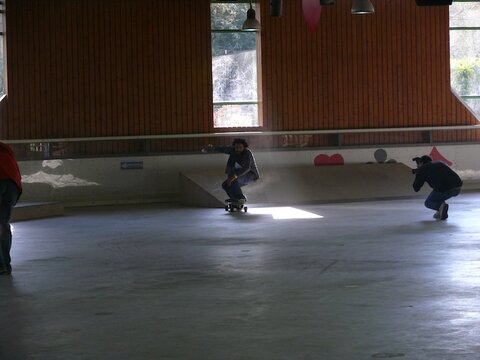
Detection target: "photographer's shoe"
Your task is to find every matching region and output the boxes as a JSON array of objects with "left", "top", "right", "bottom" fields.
[{"left": 439, "top": 203, "right": 449, "bottom": 220}]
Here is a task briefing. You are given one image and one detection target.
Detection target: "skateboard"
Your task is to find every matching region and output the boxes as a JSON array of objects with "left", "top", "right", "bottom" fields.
[{"left": 225, "top": 200, "right": 248, "bottom": 213}]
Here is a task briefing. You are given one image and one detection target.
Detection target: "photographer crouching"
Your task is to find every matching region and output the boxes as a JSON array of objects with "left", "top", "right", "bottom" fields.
[{"left": 412, "top": 155, "right": 463, "bottom": 220}]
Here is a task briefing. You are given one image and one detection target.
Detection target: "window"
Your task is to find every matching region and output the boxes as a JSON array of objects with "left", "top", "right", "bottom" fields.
[
  {"left": 450, "top": 1, "right": 480, "bottom": 117},
  {"left": 211, "top": 1, "right": 262, "bottom": 128},
  {"left": 0, "top": 1, "right": 5, "bottom": 97}
]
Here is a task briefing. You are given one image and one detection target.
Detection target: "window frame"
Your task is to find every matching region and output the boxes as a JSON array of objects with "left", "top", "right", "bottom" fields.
[
  {"left": 210, "top": 1, "right": 263, "bottom": 130},
  {"left": 449, "top": 1, "right": 480, "bottom": 108}
]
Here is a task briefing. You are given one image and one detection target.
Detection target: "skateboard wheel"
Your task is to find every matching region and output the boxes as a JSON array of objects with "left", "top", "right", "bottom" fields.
[
  {"left": 244, "top": 206, "right": 248, "bottom": 212},
  {"left": 225, "top": 205, "right": 229, "bottom": 211}
]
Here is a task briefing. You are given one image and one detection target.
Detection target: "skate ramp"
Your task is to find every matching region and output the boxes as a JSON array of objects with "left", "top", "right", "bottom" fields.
[
  {"left": 180, "top": 163, "right": 430, "bottom": 207},
  {"left": 12, "top": 202, "right": 64, "bottom": 222}
]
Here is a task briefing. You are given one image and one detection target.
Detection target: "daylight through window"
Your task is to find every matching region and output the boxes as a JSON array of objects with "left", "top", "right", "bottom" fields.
[
  {"left": 450, "top": 1, "right": 480, "bottom": 118},
  {"left": 211, "top": 1, "right": 261, "bottom": 128},
  {"left": 0, "top": 1, "right": 5, "bottom": 97}
]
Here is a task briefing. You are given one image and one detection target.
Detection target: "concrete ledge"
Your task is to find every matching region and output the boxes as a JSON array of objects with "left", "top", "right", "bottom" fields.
[
  {"left": 180, "top": 163, "right": 432, "bottom": 207},
  {"left": 12, "top": 202, "right": 65, "bottom": 222},
  {"left": 462, "top": 180, "right": 480, "bottom": 191}
]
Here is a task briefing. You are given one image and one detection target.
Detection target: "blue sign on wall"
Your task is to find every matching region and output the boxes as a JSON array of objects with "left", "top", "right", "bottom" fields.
[{"left": 120, "top": 161, "right": 144, "bottom": 170}]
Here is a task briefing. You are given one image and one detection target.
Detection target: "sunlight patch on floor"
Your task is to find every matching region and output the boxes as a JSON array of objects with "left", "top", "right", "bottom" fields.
[{"left": 248, "top": 207, "right": 323, "bottom": 220}]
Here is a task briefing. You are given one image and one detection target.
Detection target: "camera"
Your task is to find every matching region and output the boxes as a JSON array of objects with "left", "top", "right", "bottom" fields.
[
  {"left": 411, "top": 155, "right": 432, "bottom": 174},
  {"left": 412, "top": 157, "right": 421, "bottom": 174}
]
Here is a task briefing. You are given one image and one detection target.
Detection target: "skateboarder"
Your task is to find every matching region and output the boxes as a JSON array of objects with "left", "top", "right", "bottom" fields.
[
  {"left": 412, "top": 155, "right": 462, "bottom": 220},
  {"left": 204, "top": 138, "right": 259, "bottom": 204},
  {"left": 0, "top": 141, "right": 22, "bottom": 275}
]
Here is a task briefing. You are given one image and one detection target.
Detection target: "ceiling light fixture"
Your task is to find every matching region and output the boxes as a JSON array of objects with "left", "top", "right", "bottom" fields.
[
  {"left": 242, "top": 2, "right": 261, "bottom": 31},
  {"left": 351, "top": 0, "right": 375, "bottom": 14}
]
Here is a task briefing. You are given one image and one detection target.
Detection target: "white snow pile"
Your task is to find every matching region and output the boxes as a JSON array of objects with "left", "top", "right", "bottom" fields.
[{"left": 21, "top": 172, "right": 100, "bottom": 188}]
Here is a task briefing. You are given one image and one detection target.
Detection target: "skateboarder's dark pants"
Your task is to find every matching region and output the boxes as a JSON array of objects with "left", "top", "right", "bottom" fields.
[
  {"left": 424, "top": 186, "right": 461, "bottom": 211},
  {"left": 222, "top": 172, "right": 256, "bottom": 201},
  {"left": 0, "top": 180, "right": 19, "bottom": 271}
]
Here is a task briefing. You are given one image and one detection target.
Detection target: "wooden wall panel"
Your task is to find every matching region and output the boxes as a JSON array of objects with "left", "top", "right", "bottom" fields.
[
  {"left": 261, "top": 0, "right": 477, "bottom": 135},
  {"left": 0, "top": 0, "right": 478, "bottom": 151},
  {"left": 2, "top": 0, "right": 213, "bottom": 141}
]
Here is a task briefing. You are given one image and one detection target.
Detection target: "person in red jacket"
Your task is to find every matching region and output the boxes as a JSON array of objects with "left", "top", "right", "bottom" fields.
[{"left": 0, "top": 141, "right": 22, "bottom": 275}]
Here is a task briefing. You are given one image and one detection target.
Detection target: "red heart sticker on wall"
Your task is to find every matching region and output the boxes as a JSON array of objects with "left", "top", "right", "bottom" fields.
[{"left": 314, "top": 153, "right": 345, "bottom": 166}]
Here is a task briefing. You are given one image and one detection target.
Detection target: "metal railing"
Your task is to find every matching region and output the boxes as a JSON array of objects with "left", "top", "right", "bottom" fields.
[
  {"left": 3, "top": 125, "right": 480, "bottom": 160},
  {"left": 4, "top": 124, "right": 480, "bottom": 144}
]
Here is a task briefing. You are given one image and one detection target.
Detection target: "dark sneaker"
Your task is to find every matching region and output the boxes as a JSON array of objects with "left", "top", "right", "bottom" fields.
[
  {"left": 433, "top": 211, "right": 440, "bottom": 219},
  {"left": 439, "top": 203, "right": 449, "bottom": 220}
]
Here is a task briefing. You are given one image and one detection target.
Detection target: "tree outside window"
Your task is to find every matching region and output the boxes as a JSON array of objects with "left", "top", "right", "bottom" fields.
[{"left": 450, "top": 1, "right": 480, "bottom": 117}]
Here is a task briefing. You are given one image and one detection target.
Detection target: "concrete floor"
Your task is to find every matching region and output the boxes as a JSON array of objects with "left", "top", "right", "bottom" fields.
[{"left": 1, "top": 193, "right": 480, "bottom": 360}]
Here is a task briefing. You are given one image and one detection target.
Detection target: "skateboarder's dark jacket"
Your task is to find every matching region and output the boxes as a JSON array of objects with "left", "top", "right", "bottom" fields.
[
  {"left": 214, "top": 146, "right": 260, "bottom": 180},
  {"left": 413, "top": 161, "right": 463, "bottom": 193}
]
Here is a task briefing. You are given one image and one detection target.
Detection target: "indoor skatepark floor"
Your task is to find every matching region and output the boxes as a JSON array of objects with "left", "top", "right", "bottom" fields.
[{"left": 1, "top": 192, "right": 480, "bottom": 359}]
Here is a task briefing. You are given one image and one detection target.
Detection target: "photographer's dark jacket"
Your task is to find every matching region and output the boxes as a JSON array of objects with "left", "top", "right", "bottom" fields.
[
  {"left": 214, "top": 146, "right": 260, "bottom": 180},
  {"left": 413, "top": 161, "right": 463, "bottom": 193}
]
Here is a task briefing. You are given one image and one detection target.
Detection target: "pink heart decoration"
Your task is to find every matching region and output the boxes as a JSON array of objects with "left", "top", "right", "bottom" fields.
[{"left": 314, "top": 153, "right": 345, "bottom": 166}]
